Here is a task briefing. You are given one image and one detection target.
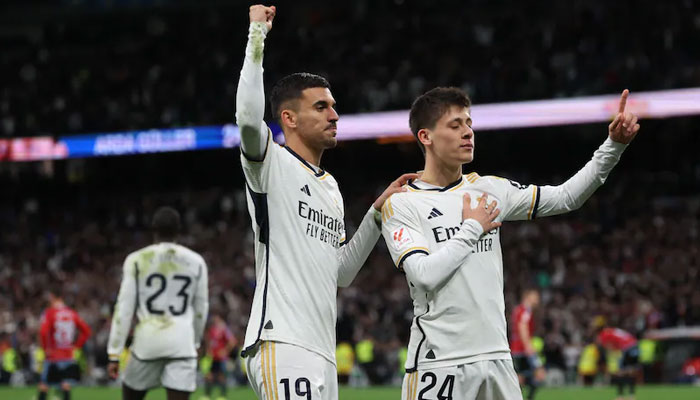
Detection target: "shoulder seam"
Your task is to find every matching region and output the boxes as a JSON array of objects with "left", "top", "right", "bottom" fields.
[
  {"left": 240, "top": 127, "right": 272, "bottom": 163},
  {"left": 465, "top": 172, "right": 482, "bottom": 183},
  {"left": 381, "top": 195, "right": 396, "bottom": 223}
]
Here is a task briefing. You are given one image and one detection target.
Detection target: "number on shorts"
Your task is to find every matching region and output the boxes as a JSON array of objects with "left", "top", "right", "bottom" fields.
[
  {"left": 418, "top": 372, "right": 455, "bottom": 400},
  {"left": 437, "top": 375, "right": 455, "bottom": 400},
  {"left": 280, "top": 377, "right": 312, "bottom": 400},
  {"left": 418, "top": 372, "right": 437, "bottom": 399},
  {"left": 145, "top": 273, "right": 192, "bottom": 316}
]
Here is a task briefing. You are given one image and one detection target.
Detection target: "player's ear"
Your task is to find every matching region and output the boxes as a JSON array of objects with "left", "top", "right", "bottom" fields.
[
  {"left": 417, "top": 128, "right": 432, "bottom": 147},
  {"left": 280, "top": 109, "right": 297, "bottom": 129}
]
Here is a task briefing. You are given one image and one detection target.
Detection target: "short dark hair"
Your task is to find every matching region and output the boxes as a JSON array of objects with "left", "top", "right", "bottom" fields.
[
  {"left": 270, "top": 72, "right": 331, "bottom": 123},
  {"left": 152, "top": 206, "right": 181, "bottom": 240},
  {"left": 409, "top": 87, "right": 472, "bottom": 154}
]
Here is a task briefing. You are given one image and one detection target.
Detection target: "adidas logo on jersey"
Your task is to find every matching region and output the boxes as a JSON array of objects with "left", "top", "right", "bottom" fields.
[
  {"left": 427, "top": 208, "right": 443, "bottom": 219},
  {"left": 300, "top": 185, "right": 311, "bottom": 196}
]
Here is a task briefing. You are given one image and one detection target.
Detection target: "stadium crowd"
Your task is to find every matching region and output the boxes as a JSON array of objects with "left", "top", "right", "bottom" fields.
[
  {"left": 1, "top": 165, "right": 698, "bottom": 385},
  {"left": 1, "top": 0, "right": 699, "bottom": 390},
  {"left": 1, "top": 0, "right": 699, "bottom": 137}
]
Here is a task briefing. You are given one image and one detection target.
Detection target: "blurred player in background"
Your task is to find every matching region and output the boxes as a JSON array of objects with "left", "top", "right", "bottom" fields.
[
  {"left": 596, "top": 326, "right": 640, "bottom": 400},
  {"left": 510, "top": 289, "right": 546, "bottom": 400},
  {"left": 202, "top": 314, "right": 237, "bottom": 400},
  {"left": 107, "top": 206, "right": 209, "bottom": 400},
  {"left": 235, "top": 5, "right": 416, "bottom": 399},
  {"left": 382, "top": 87, "right": 639, "bottom": 400},
  {"left": 37, "top": 289, "right": 91, "bottom": 400}
]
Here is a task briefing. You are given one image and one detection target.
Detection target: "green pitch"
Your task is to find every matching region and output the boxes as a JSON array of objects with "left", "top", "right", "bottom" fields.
[{"left": 1, "top": 385, "right": 699, "bottom": 399}]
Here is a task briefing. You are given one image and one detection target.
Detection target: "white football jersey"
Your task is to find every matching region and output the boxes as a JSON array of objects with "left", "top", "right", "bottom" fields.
[
  {"left": 108, "top": 242, "right": 208, "bottom": 360},
  {"left": 382, "top": 173, "right": 538, "bottom": 371},
  {"left": 241, "top": 132, "right": 347, "bottom": 364},
  {"left": 383, "top": 137, "right": 626, "bottom": 371}
]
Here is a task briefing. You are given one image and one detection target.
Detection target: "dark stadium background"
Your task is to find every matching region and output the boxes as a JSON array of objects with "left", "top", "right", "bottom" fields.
[{"left": 1, "top": 0, "right": 699, "bottom": 396}]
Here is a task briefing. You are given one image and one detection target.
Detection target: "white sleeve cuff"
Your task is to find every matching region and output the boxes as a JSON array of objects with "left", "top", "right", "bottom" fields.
[
  {"left": 461, "top": 218, "right": 485, "bottom": 238},
  {"left": 603, "top": 136, "right": 629, "bottom": 153}
]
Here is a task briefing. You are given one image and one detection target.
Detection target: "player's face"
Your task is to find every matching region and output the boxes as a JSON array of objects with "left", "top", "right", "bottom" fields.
[
  {"left": 295, "top": 87, "right": 339, "bottom": 151},
  {"left": 426, "top": 105, "right": 474, "bottom": 167}
]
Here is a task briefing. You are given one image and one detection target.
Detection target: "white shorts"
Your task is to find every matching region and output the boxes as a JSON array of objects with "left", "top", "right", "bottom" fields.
[
  {"left": 403, "top": 359, "right": 522, "bottom": 400},
  {"left": 245, "top": 341, "right": 338, "bottom": 400},
  {"left": 123, "top": 356, "right": 197, "bottom": 393}
]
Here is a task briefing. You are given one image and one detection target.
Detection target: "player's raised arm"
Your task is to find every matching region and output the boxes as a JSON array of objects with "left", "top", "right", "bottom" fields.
[
  {"left": 193, "top": 260, "right": 209, "bottom": 348},
  {"left": 336, "top": 173, "right": 417, "bottom": 287},
  {"left": 382, "top": 193, "right": 501, "bottom": 292},
  {"left": 106, "top": 255, "right": 138, "bottom": 378},
  {"left": 235, "top": 4, "right": 276, "bottom": 161},
  {"left": 502, "top": 90, "right": 639, "bottom": 221}
]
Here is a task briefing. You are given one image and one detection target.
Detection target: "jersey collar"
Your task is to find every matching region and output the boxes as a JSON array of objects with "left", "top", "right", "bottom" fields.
[
  {"left": 407, "top": 176, "right": 464, "bottom": 192},
  {"left": 284, "top": 146, "right": 326, "bottom": 178}
]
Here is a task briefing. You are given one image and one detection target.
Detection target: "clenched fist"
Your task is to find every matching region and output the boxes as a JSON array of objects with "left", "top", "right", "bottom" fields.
[{"left": 249, "top": 4, "right": 276, "bottom": 32}]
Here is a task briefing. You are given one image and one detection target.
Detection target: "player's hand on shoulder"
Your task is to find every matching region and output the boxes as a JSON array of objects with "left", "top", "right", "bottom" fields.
[
  {"left": 249, "top": 4, "right": 276, "bottom": 31},
  {"left": 608, "top": 89, "right": 640, "bottom": 144},
  {"left": 462, "top": 193, "right": 501, "bottom": 233},
  {"left": 373, "top": 172, "right": 420, "bottom": 211}
]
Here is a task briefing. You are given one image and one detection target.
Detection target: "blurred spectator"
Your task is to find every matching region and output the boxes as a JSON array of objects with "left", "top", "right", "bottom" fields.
[
  {"left": 0, "top": 166, "right": 698, "bottom": 385},
  {"left": 679, "top": 357, "right": 700, "bottom": 384},
  {"left": 0, "top": 0, "right": 699, "bottom": 387},
  {"left": 0, "top": 0, "right": 698, "bottom": 137}
]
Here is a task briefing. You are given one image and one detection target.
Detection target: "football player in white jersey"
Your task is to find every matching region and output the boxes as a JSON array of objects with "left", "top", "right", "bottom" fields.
[
  {"left": 236, "top": 5, "right": 416, "bottom": 400},
  {"left": 107, "top": 207, "right": 209, "bottom": 400},
  {"left": 382, "top": 87, "right": 639, "bottom": 400}
]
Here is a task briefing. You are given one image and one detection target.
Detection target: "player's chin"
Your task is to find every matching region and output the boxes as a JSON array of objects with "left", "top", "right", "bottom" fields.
[
  {"left": 323, "top": 135, "right": 338, "bottom": 149},
  {"left": 458, "top": 152, "right": 474, "bottom": 164}
]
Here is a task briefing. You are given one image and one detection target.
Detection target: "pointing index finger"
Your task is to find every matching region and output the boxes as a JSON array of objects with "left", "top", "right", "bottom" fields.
[{"left": 618, "top": 89, "right": 629, "bottom": 114}]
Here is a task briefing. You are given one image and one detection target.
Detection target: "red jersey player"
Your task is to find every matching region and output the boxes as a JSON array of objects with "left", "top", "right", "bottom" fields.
[
  {"left": 38, "top": 290, "right": 91, "bottom": 400},
  {"left": 681, "top": 357, "right": 700, "bottom": 383},
  {"left": 510, "top": 288, "right": 545, "bottom": 400},
  {"left": 203, "top": 314, "right": 237, "bottom": 400},
  {"left": 597, "top": 327, "right": 637, "bottom": 352},
  {"left": 596, "top": 326, "right": 640, "bottom": 400}
]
